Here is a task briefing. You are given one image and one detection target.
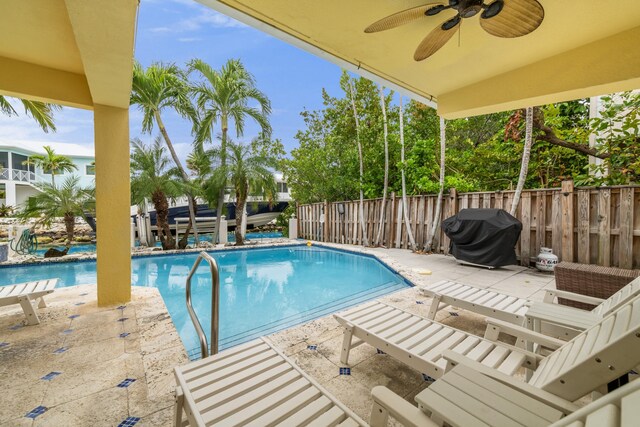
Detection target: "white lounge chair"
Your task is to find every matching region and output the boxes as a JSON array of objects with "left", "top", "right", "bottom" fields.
[
  {"left": 370, "top": 364, "right": 640, "bottom": 427},
  {"left": 420, "top": 277, "right": 640, "bottom": 334},
  {"left": 335, "top": 294, "right": 640, "bottom": 403},
  {"left": 0, "top": 279, "right": 58, "bottom": 325},
  {"left": 174, "top": 337, "right": 367, "bottom": 427}
]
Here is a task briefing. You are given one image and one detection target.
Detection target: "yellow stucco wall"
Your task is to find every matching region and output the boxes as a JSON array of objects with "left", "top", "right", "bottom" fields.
[{"left": 94, "top": 105, "right": 131, "bottom": 306}]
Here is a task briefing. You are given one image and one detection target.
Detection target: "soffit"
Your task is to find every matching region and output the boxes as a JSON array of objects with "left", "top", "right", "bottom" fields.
[
  {"left": 198, "top": 0, "right": 640, "bottom": 117},
  {"left": 0, "top": 0, "right": 84, "bottom": 74}
]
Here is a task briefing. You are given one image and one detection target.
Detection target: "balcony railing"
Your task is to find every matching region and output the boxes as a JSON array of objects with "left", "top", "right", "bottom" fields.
[
  {"left": 11, "top": 169, "right": 36, "bottom": 182},
  {"left": 0, "top": 169, "right": 8, "bottom": 180}
]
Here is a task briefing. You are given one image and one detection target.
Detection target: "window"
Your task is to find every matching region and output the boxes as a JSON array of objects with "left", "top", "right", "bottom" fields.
[
  {"left": 0, "top": 152, "right": 8, "bottom": 169},
  {"left": 12, "top": 153, "right": 30, "bottom": 171},
  {"left": 0, "top": 183, "right": 5, "bottom": 199},
  {"left": 277, "top": 182, "right": 288, "bottom": 193},
  {"left": 86, "top": 164, "right": 95, "bottom": 175}
]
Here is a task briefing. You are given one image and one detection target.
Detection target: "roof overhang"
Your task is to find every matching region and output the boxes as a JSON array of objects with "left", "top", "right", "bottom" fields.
[
  {"left": 0, "top": 0, "right": 138, "bottom": 110},
  {"left": 197, "top": 0, "right": 640, "bottom": 118}
]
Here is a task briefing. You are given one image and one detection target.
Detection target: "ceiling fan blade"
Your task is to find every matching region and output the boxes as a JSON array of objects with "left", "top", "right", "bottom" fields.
[
  {"left": 480, "top": 0, "right": 544, "bottom": 38},
  {"left": 365, "top": 3, "right": 446, "bottom": 33},
  {"left": 414, "top": 16, "right": 461, "bottom": 61}
]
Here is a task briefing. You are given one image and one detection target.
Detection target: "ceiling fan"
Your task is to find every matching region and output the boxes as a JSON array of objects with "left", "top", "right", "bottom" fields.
[{"left": 365, "top": 0, "right": 544, "bottom": 61}]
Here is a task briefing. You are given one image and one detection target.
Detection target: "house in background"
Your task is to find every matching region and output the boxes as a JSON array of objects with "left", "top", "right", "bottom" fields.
[{"left": 0, "top": 141, "right": 95, "bottom": 207}]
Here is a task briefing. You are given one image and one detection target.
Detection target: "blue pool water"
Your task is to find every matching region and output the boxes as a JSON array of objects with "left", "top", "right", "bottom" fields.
[
  {"left": 1, "top": 246, "right": 409, "bottom": 358},
  {"left": 33, "top": 231, "right": 284, "bottom": 257}
]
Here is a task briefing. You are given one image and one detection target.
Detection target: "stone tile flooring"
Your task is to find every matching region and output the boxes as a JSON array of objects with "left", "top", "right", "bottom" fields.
[
  {"left": 0, "top": 285, "right": 187, "bottom": 426},
  {"left": 264, "top": 244, "right": 558, "bottom": 422},
  {"left": 0, "top": 245, "right": 557, "bottom": 425}
]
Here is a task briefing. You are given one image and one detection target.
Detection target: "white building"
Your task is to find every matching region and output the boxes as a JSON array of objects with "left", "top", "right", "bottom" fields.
[{"left": 0, "top": 141, "right": 95, "bottom": 207}]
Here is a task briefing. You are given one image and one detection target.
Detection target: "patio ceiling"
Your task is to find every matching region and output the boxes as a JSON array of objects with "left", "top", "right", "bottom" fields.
[
  {"left": 0, "top": 0, "right": 137, "bottom": 110},
  {"left": 198, "top": 0, "right": 640, "bottom": 118}
]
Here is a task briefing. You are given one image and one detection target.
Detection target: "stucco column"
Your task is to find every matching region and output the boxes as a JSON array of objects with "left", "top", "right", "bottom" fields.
[{"left": 94, "top": 104, "right": 131, "bottom": 305}]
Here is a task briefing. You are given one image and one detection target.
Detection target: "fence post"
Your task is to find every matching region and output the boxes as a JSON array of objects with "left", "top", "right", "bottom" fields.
[
  {"left": 295, "top": 202, "right": 300, "bottom": 239},
  {"left": 324, "top": 200, "right": 329, "bottom": 242},
  {"left": 561, "top": 179, "right": 574, "bottom": 262},
  {"left": 389, "top": 192, "right": 396, "bottom": 248},
  {"left": 289, "top": 214, "right": 298, "bottom": 239}
]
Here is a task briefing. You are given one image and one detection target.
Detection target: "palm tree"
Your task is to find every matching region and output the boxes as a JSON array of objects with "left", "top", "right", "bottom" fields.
[
  {"left": 18, "top": 176, "right": 94, "bottom": 244},
  {"left": 0, "top": 95, "right": 60, "bottom": 132},
  {"left": 426, "top": 117, "right": 446, "bottom": 252},
  {"left": 207, "top": 141, "right": 277, "bottom": 246},
  {"left": 510, "top": 107, "right": 534, "bottom": 216},
  {"left": 130, "top": 137, "right": 184, "bottom": 250},
  {"left": 188, "top": 58, "right": 272, "bottom": 243},
  {"left": 23, "top": 145, "right": 77, "bottom": 186},
  {"left": 375, "top": 84, "right": 389, "bottom": 246},
  {"left": 398, "top": 95, "right": 417, "bottom": 251},
  {"left": 347, "top": 77, "right": 368, "bottom": 246},
  {"left": 130, "top": 61, "right": 200, "bottom": 247}
]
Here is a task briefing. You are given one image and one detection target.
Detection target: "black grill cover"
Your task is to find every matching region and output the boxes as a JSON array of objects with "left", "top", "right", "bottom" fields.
[{"left": 441, "top": 208, "right": 522, "bottom": 268}]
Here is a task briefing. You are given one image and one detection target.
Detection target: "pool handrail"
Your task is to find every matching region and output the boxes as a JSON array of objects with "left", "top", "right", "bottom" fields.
[{"left": 185, "top": 251, "right": 220, "bottom": 359}]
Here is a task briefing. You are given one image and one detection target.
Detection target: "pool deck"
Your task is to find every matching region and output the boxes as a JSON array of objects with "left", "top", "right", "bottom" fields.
[
  {"left": 0, "top": 242, "right": 558, "bottom": 425},
  {"left": 0, "top": 285, "right": 188, "bottom": 426}
]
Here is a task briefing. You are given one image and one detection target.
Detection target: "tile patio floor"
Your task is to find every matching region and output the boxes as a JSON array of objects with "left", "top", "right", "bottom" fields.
[{"left": 0, "top": 244, "right": 558, "bottom": 425}]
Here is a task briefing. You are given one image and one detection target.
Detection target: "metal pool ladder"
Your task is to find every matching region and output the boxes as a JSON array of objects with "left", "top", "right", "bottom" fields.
[{"left": 185, "top": 251, "right": 220, "bottom": 359}]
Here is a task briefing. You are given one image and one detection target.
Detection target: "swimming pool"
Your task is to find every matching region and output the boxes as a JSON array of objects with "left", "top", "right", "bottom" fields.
[{"left": 0, "top": 245, "right": 410, "bottom": 358}]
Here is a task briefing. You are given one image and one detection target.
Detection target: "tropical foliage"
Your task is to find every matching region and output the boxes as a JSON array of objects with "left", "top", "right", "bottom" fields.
[
  {"left": 131, "top": 61, "right": 200, "bottom": 247},
  {"left": 188, "top": 58, "right": 272, "bottom": 242},
  {"left": 193, "top": 141, "right": 277, "bottom": 246},
  {"left": 18, "top": 176, "right": 94, "bottom": 243},
  {"left": 125, "top": 56, "right": 637, "bottom": 251},
  {"left": 0, "top": 95, "right": 60, "bottom": 132},
  {"left": 284, "top": 71, "right": 639, "bottom": 205},
  {"left": 23, "top": 145, "right": 77, "bottom": 186},
  {"left": 130, "top": 137, "right": 184, "bottom": 250}
]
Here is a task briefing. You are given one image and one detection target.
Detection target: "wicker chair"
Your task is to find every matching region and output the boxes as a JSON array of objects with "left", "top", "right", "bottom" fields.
[{"left": 554, "top": 261, "right": 640, "bottom": 309}]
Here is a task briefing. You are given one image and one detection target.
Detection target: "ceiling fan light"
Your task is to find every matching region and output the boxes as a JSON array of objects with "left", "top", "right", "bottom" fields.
[
  {"left": 461, "top": 5, "right": 482, "bottom": 18},
  {"left": 481, "top": 0, "right": 504, "bottom": 19}
]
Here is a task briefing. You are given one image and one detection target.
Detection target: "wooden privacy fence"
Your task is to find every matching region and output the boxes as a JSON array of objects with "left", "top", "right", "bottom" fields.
[{"left": 296, "top": 180, "right": 640, "bottom": 269}]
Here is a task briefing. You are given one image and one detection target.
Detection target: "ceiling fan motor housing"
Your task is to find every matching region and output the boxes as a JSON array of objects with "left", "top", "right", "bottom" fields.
[{"left": 455, "top": 0, "right": 484, "bottom": 18}]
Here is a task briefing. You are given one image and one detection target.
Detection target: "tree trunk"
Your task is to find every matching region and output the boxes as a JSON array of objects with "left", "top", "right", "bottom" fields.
[
  {"left": 510, "top": 106, "right": 534, "bottom": 216},
  {"left": 153, "top": 110, "right": 200, "bottom": 243},
  {"left": 63, "top": 212, "right": 75, "bottom": 244},
  {"left": 532, "top": 107, "right": 609, "bottom": 159},
  {"left": 348, "top": 79, "right": 368, "bottom": 246},
  {"left": 214, "top": 117, "right": 229, "bottom": 244},
  {"left": 375, "top": 85, "right": 389, "bottom": 246},
  {"left": 399, "top": 96, "right": 417, "bottom": 251},
  {"left": 152, "top": 190, "right": 175, "bottom": 250},
  {"left": 178, "top": 196, "right": 199, "bottom": 248},
  {"left": 51, "top": 173, "right": 56, "bottom": 187},
  {"left": 234, "top": 189, "right": 246, "bottom": 246},
  {"left": 426, "top": 117, "right": 446, "bottom": 252}
]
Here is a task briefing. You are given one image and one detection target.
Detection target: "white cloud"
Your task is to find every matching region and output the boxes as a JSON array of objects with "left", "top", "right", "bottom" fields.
[
  {"left": 178, "top": 37, "right": 203, "bottom": 43},
  {"left": 0, "top": 100, "right": 93, "bottom": 145},
  {"left": 149, "top": 7, "right": 246, "bottom": 34}
]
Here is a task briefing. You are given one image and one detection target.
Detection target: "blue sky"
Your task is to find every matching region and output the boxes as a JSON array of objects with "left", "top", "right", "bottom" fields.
[{"left": 0, "top": 0, "right": 345, "bottom": 163}]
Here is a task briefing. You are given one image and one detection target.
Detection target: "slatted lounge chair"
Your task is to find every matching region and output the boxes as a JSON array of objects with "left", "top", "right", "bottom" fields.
[
  {"left": 334, "top": 294, "right": 640, "bottom": 397},
  {"left": 173, "top": 337, "right": 367, "bottom": 427},
  {"left": 420, "top": 277, "right": 640, "bottom": 332},
  {"left": 0, "top": 279, "right": 58, "bottom": 325},
  {"left": 370, "top": 364, "right": 640, "bottom": 427}
]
